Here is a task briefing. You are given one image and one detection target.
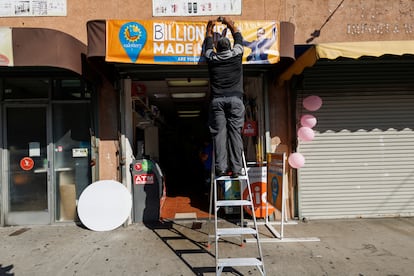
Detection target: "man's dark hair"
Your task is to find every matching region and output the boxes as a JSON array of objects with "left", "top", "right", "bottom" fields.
[{"left": 217, "top": 37, "right": 231, "bottom": 52}]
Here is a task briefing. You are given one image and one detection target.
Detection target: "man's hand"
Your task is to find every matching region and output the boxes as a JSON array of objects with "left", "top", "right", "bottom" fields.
[
  {"left": 206, "top": 20, "right": 214, "bottom": 37},
  {"left": 220, "top": 17, "right": 236, "bottom": 34},
  {"left": 221, "top": 17, "right": 234, "bottom": 28}
]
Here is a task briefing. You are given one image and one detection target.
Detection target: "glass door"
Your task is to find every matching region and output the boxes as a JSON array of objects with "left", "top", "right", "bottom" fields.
[{"left": 5, "top": 106, "right": 51, "bottom": 225}]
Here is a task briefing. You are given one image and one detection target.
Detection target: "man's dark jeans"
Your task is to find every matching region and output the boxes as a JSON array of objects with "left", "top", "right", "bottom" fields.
[{"left": 209, "top": 96, "right": 245, "bottom": 174}]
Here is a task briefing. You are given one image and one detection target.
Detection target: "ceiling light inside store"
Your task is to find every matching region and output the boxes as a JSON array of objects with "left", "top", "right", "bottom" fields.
[
  {"left": 167, "top": 79, "right": 209, "bottom": 87},
  {"left": 177, "top": 110, "right": 200, "bottom": 114},
  {"left": 153, "top": 93, "right": 170, "bottom": 98},
  {"left": 136, "top": 121, "right": 152, "bottom": 128},
  {"left": 178, "top": 114, "right": 200, "bottom": 118},
  {"left": 171, "top": 92, "right": 206, "bottom": 99}
]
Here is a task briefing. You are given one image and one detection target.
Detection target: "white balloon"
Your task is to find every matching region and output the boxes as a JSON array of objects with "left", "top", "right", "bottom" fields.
[{"left": 288, "top": 153, "right": 305, "bottom": 168}]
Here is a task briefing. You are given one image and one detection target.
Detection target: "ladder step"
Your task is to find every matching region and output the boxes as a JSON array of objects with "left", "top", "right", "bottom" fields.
[
  {"left": 217, "top": 200, "right": 252, "bottom": 207},
  {"left": 217, "top": 227, "right": 257, "bottom": 236},
  {"left": 218, "top": 257, "right": 263, "bottom": 267}
]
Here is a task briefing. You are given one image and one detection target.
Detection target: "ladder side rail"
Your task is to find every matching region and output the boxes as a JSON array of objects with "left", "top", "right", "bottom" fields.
[
  {"left": 207, "top": 146, "right": 216, "bottom": 248},
  {"left": 242, "top": 152, "right": 266, "bottom": 273},
  {"left": 214, "top": 177, "right": 219, "bottom": 272}
]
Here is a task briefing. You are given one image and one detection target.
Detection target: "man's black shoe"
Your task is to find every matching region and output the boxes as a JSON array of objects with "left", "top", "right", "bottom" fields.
[
  {"left": 230, "top": 171, "right": 245, "bottom": 178},
  {"left": 215, "top": 170, "right": 228, "bottom": 177}
]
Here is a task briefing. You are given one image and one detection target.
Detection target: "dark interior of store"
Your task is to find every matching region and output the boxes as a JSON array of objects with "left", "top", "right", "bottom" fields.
[{"left": 124, "top": 64, "right": 277, "bottom": 219}]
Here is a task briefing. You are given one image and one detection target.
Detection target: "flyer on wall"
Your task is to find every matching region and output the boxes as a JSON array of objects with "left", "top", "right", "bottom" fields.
[
  {"left": 153, "top": 0, "right": 242, "bottom": 16},
  {"left": 0, "top": 0, "right": 66, "bottom": 17}
]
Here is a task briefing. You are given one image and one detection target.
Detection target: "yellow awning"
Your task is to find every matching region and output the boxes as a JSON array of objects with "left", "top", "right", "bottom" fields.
[{"left": 277, "top": 40, "right": 414, "bottom": 86}]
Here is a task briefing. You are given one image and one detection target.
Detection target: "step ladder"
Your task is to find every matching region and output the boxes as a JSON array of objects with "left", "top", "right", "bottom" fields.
[{"left": 207, "top": 151, "right": 266, "bottom": 276}]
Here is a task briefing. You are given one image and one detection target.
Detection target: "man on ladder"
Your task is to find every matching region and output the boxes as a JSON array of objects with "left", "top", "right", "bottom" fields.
[
  {"left": 204, "top": 17, "right": 266, "bottom": 276},
  {"left": 204, "top": 16, "right": 245, "bottom": 178}
]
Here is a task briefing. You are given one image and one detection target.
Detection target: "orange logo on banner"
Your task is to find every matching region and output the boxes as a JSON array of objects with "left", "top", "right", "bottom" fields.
[
  {"left": 20, "top": 157, "right": 34, "bottom": 171},
  {"left": 243, "top": 182, "right": 275, "bottom": 218}
]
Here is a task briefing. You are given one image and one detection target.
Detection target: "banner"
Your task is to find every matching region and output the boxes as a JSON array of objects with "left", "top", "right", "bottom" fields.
[
  {"left": 0, "top": 27, "right": 13, "bottom": 66},
  {"left": 106, "top": 20, "right": 280, "bottom": 65}
]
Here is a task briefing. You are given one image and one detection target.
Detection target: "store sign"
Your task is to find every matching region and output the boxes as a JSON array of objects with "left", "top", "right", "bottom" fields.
[
  {"left": 106, "top": 20, "right": 280, "bottom": 65},
  {"left": 152, "top": 0, "right": 241, "bottom": 17},
  {"left": 0, "top": 27, "right": 13, "bottom": 66},
  {"left": 72, "top": 148, "right": 88, "bottom": 157},
  {"left": 131, "top": 159, "right": 155, "bottom": 185},
  {"left": 134, "top": 174, "right": 155, "bottom": 185}
]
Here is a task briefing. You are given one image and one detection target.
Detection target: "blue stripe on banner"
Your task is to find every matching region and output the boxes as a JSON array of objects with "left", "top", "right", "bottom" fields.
[{"left": 154, "top": 56, "right": 203, "bottom": 63}]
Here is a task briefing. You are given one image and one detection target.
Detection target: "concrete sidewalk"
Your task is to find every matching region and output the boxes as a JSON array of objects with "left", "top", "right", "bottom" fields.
[{"left": 1, "top": 217, "right": 413, "bottom": 276}]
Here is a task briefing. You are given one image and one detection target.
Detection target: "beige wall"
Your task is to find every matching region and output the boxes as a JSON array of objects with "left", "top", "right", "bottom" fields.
[
  {"left": 288, "top": 0, "right": 414, "bottom": 44},
  {"left": 1, "top": 0, "right": 412, "bottom": 44},
  {"left": 1, "top": 0, "right": 411, "bottom": 215}
]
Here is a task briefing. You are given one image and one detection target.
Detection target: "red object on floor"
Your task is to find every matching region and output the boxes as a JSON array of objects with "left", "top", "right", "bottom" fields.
[{"left": 160, "top": 196, "right": 211, "bottom": 219}]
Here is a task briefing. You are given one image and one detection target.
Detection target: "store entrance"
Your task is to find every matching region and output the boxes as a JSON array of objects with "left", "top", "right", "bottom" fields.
[
  {"left": 159, "top": 112, "right": 212, "bottom": 219},
  {"left": 4, "top": 105, "right": 51, "bottom": 225},
  {"left": 131, "top": 77, "right": 212, "bottom": 219},
  {"left": 130, "top": 73, "right": 265, "bottom": 220}
]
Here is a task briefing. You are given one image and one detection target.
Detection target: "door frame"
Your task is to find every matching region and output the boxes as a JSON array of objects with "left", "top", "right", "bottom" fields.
[{"left": 2, "top": 103, "right": 53, "bottom": 225}]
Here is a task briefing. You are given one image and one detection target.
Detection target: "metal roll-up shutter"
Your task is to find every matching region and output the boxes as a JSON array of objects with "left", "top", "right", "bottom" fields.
[{"left": 297, "top": 58, "right": 414, "bottom": 219}]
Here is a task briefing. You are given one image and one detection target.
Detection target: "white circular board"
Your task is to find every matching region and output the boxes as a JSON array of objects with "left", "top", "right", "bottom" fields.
[{"left": 77, "top": 180, "right": 132, "bottom": 231}]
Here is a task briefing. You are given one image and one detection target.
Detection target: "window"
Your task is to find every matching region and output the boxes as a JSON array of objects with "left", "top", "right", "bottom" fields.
[
  {"left": 3, "top": 78, "right": 49, "bottom": 99},
  {"left": 53, "top": 79, "right": 91, "bottom": 100}
]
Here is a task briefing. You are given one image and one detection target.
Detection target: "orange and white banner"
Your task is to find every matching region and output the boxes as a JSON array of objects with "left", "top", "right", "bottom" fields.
[
  {"left": 0, "top": 27, "right": 13, "bottom": 66},
  {"left": 106, "top": 20, "right": 280, "bottom": 65}
]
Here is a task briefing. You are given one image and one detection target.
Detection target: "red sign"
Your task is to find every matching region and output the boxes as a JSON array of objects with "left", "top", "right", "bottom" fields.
[
  {"left": 134, "top": 174, "right": 155, "bottom": 185},
  {"left": 134, "top": 163, "right": 142, "bottom": 171},
  {"left": 242, "top": 121, "right": 257, "bottom": 136},
  {"left": 131, "top": 82, "right": 147, "bottom": 97},
  {"left": 20, "top": 157, "right": 34, "bottom": 171}
]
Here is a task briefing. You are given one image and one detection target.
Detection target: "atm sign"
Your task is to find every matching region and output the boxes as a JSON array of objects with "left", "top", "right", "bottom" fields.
[{"left": 134, "top": 174, "right": 154, "bottom": 185}]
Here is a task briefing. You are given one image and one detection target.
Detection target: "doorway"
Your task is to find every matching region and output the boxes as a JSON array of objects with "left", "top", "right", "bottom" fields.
[
  {"left": 4, "top": 105, "right": 51, "bottom": 225},
  {"left": 1, "top": 76, "right": 93, "bottom": 226},
  {"left": 159, "top": 113, "right": 211, "bottom": 219},
  {"left": 129, "top": 75, "right": 265, "bottom": 220}
]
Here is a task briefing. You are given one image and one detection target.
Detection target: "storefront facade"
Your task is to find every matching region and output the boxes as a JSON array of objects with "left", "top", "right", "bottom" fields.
[
  {"left": 0, "top": 28, "right": 95, "bottom": 225},
  {"left": 283, "top": 45, "right": 414, "bottom": 219},
  {"left": 1, "top": 1, "right": 413, "bottom": 226}
]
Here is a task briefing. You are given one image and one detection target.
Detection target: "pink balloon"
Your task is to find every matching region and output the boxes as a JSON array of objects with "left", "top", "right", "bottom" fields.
[
  {"left": 298, "top": 127, "right": 315, "bottom": 142},
  {"left": 288, "top": 153, "right": 305, "bottom": 168},
  {"left": 300, "top": 114, "right": 317, "bottom": 128},
  {"left": 303, "top": 95, "right": 322, "bottom": 111}
]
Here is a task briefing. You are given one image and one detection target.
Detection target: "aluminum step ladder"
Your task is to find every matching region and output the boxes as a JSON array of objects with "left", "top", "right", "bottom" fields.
[{"left": 207, "top": 151, "right": 266, "bottom": 276}]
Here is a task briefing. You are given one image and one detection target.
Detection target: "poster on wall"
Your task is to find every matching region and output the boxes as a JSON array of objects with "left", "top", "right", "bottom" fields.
[
  {"left": 242, "top": 166, "right": 275, "bottom": 218},
  {"left": 0, "top": 27, "right": 13, "bottom": 66},
  {"left": 266, "top": 153, "right": 285, "bottom": 212},
  {"left": 153, "top": 0, "right": 241, "bottom": 17},
  {"left": 106, "top": 19, "right": 280, "bottom": 65},
  {"left": 0, "top": 0, "right": 66, "bottom": 17}
]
